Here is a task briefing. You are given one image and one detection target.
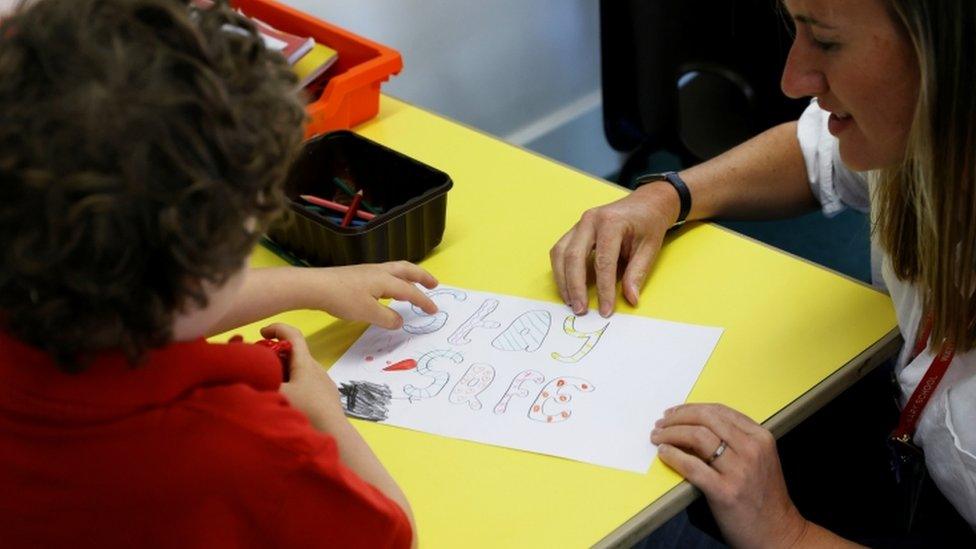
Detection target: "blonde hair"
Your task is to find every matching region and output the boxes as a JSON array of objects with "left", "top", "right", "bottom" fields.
[{"left": 875, "top": 1, "right": 976, "bottom": 351}]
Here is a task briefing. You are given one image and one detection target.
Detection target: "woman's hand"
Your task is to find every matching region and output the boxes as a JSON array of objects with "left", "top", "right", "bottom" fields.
[
  {"left": 262, "top": 323, "right": 344, "bottom": 430},
  {"left": 651, "top": 403, "right": 809, "bottom": 548},
  {"left": 549, "top": 182, "right": 680, "bottom": 317},
  {"left": 307, "top": 261, "right": 439, "bottom": 329}
]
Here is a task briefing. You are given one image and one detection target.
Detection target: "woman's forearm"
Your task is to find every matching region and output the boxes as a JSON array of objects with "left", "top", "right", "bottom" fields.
[{"left": 675, "top": 121, "right": 820, "bottom": 222}]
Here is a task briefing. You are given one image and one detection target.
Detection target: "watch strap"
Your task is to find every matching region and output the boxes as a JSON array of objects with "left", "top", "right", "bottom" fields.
[{"left": 635, "top": 171, "right": 692, "bottom": 226}]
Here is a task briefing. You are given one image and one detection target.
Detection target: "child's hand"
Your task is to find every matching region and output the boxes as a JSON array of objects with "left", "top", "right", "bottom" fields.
[
  {"left": 310, "top": 261, "right": 439, "bottom": 329},
  {"left": 262, "top": 323, "right": 417, "bottom": 540},
  {"left": 261, "top": 323, "right": 344, "bottom": 429},
  {"left": 209, "top": 262, "right": 439, "bottom": 337}
]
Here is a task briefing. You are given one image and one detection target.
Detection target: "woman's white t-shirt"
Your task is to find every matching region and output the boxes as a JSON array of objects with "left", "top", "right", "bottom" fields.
[{"left": 798, "top": 99, "right": 976, "bottom": 529}]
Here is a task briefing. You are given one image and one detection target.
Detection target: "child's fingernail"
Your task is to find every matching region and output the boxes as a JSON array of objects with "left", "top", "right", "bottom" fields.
[{"left": 654, "top": 419, "right": 662, "bottom": 427}]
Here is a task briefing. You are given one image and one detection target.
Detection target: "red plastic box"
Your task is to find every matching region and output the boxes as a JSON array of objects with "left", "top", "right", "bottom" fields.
[{"left": 233, "top": 0, "right": 403, "bottom": 137}]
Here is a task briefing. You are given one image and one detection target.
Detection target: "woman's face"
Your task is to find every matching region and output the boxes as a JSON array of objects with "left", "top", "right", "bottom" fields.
[{"left": 781, "top": 0, "right": 919, "bottom": 171}]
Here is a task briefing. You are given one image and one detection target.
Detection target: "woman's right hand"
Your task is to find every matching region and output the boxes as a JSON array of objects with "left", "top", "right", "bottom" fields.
[
  {"left": 261, "top": 323, "right": 345, "bottom": 430},
  {"left": 550, "top": 181, "right": 680, "bottom": 317}
]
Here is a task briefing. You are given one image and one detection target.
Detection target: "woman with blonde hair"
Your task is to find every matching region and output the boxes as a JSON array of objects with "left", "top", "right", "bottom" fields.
[{"left": 552, "top": 0, "right": 976, "bottom": 545}]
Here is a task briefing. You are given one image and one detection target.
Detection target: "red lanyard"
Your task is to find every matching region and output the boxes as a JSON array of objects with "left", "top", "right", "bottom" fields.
[{"left": 890, "top": 312, "right": 956, "bottom": 446}]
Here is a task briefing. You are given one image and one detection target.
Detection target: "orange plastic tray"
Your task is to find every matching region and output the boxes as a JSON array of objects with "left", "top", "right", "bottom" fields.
[{"left": 233, "top": 0, "right": 403, "bottom": 137}]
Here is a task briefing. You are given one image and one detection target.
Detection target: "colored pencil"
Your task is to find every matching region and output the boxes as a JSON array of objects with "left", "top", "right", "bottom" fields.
[
  {"left": 332, "top": 176, "right": 357, "bottom": 197},
  {"left": 341, "top": 190, "right": 364, "bottom": 227},
  {"left": 298, "top": 204, "right": 367, "bottom": 227},
  {"left": 323, "top": 213, "right": 367, "bottom": 228},
  {"left": 299, "top": 194, "right": 376, "bottom": 220},
  {"left": 333, "top": 177, "right": 383, "bottom": 214}
]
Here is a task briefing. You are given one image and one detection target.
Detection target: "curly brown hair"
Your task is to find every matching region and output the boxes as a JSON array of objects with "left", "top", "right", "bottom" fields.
[{"left": 0, "top": 0, "right": 306, "bottom": 371}]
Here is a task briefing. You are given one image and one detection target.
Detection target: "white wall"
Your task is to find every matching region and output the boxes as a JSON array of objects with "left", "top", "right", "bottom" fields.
[
  {"left": 0, "top": 0, "right": 623, "bottom": 177},
  {"left": 280, "top": 0, "right": 623, "bottom": 177}
]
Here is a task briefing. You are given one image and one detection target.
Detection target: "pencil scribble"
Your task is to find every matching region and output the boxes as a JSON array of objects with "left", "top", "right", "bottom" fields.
[
  {"left": 339, "top": 381, "right": 392, "bottom": 422},
  {"left": 362, "top": 330, "right": 414, "bottom": 363}
]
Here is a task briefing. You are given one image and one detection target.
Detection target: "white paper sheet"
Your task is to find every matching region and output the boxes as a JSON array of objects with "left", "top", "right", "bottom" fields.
[{"left": 327, "top": 286, "right": 723, "bottom": 473}]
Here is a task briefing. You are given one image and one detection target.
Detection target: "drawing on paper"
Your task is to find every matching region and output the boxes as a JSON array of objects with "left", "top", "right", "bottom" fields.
[
  {"left": 339, "top": 381, "right": 392, "bottom": 422},
  {"left": 402, "top": 349, "right": 464, "bottom": 402},
  {"left": 493, "top": 369, "right": 546, "bottom": 414},
  {"left": 448, "top": 299, "right": 501, "bottom": 345},
  {"left": 402, "top": 310, "right": 448, "bottom": 335},
  {"left": 362, "top": 330, "right": 414, "bottom": 363},
  {"left": 383, "top": 358, "right": 417, "bottom": 371},
  {"left": 327, "top": 284, "right": 726, "bottom": 472},
  {"left": 550, "top": 315, "right": 609, "bottom": 363},
  {"left": 447, "top": 363, "right": 496, "bottom": 410},
  {"left": 491, "top": 310, "right": 552, "bottom": 352},
  {"left": 402, "top": 288, "right": 468, "bottom": 335},
  {"left": 528, "top": 377, "right": 595, "bottom": 423}
]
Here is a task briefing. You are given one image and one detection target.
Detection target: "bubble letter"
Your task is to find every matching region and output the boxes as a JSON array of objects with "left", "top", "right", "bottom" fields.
[
  {"left": 448, "top": 363, "right": 496, "bottom": 410},
  {"left": 528, "top": 377, "right": 595, "bottom": 423},
  {"left": 402, "top": 349, "right": 463, "bottom": 402},
  {"left": 448, "top": 299, "right": 501, "bottom": 345},
  {"left": 550, "top": 316, "right": 608, "bottom": 363},
  {"left": 492, "top": 310, "right": 552, "bottom": 352},
  {"left": 493, "top": 370, "right": 545, "bottom": 414}
]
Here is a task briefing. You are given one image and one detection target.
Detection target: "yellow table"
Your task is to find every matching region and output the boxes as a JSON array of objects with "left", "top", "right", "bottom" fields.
[{"left": 235, "top": 96, "right": 899, "bottom": 547}]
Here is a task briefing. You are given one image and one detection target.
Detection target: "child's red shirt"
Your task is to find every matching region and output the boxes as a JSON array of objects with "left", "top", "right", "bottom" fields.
[{"left": 0, "top": 331, "right": 411, "bottom": 548}]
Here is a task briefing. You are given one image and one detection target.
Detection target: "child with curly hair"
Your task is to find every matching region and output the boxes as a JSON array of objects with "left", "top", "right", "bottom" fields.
[{"left": 0, "top": 1, "right": 432, "bottom": 546}]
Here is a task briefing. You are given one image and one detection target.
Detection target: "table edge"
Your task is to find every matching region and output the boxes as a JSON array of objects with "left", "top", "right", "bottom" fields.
[{"left": 593, "top": 327, "right": 903, "bottom": 548}]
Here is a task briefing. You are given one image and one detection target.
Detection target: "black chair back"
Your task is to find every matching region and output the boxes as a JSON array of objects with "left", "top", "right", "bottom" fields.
[{"left": 601, "top": 0, "right": 807, "bottom": 185}]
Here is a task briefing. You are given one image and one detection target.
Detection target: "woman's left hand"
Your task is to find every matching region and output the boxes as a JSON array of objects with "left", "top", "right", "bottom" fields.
[{"left": 651, "top": 403, "right": 809, "bottom": 548}]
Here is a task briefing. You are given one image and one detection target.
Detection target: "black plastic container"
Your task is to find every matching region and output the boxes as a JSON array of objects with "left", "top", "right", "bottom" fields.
[{"left": 266, "top": 131, "right": 453, "bottom": 266}]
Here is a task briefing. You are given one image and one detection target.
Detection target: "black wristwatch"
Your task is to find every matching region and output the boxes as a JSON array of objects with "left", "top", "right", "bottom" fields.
[{"left": 634, "top": 171, "right": 692, "bottom": 227}]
